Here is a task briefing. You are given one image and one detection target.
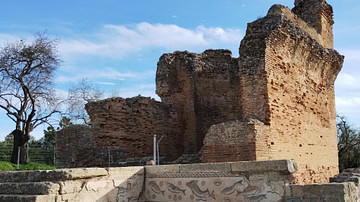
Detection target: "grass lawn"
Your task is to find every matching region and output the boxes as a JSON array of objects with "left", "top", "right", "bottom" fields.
[{"left": 0, "top": 161, "right": 55, "bottom": 171}]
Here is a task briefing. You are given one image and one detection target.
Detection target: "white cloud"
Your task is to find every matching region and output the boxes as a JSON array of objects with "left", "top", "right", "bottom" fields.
[
  {"left": 59, "top": 39, "right": 103, "bottom": 55},
  {"left": 336, "top": 96, "right": 360, "bottom": 126},
  {"left": 196, "top": 26, "right": 242, "bottom": 44},
  {"left": 336, "top": 97, "right": 360, "bottom": 108},
  {"left": 55, "top": 67, "right": 137, "bottom": 83},
  {"left": 0, "top": 34, "right": 19, "bottom": 45},
  {"left": 58, "top": 22, "right": 243, "bottom": 59},
  {"left": 336, "top": 73, "right": 360, "bottom": 90},
  {"left": 335, "top": 48, "right": 360, "bottom": 126},
  {"left": 96, "top": 81, "right": 116, "bottom": 86}
]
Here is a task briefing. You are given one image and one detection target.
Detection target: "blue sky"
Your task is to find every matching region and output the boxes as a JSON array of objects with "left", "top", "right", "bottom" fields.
[{"left": 0, "top": 0, "right": 359, "bottom": 140}]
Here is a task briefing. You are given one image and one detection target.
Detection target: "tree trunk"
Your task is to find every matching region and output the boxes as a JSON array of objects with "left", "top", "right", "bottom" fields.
[
  {"left": 10, "top": 129, "right": 28, "bottom": 164},
  {"left": 20, "top": 144, "right": 27, "bottom": 164}
]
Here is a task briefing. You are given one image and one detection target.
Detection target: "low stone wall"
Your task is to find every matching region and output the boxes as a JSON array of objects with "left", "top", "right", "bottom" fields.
[
  {"left": 0, "top": 167, "right": 144, "bottom": 202},
  {"left": 285, "top": 183, "right": 358, "bottom": 202},
  {"left": 0, "top": 159, "right": 358, "bottom": 202},
  {"left": 330, "top": 168, "right": 360, "bottom": 199},
  {"left": 145, "top": 159, "right": 297, "bottom": 202}
]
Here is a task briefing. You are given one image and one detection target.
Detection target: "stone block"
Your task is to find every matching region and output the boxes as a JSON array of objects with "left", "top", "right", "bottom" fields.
[
  {"left": 179, "top": 162, "right": 231, "bottom": 173},
  {"left": 146, "top": 164, "right": 180, "bottom": 176},
  {"left": 230, "top": 159, "right": 297, "bottom": 174},
  {"left": 86, "top": 180, "right": 109, "bottom": 192},
  {"left": 287, "top": 182, "right": 359, "bottom": 202},
  {"left": 107, "top": 166, "right": 144, "bottom": 177},
  {"left": 0, "top": 194, "right": 57, "bottom": 202},
  {"left": 57, "top": 167, "right": 108, "bottom": 180},
  {"left": 0, "top": 182, "right": 60, "bottom": 195},
  {"left": 59, "top": 181, "right": 84, "bottom": 194}
]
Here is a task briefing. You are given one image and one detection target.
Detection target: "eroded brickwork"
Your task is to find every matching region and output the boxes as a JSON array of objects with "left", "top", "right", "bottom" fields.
[
  {"left": 56, "top": 0, "right": 343, "bottom": 184},
  {"left": 56, "top": 125, "right": 95, "bottom": 168},
  {"left": 156, "top": 50, "right": 241, "bottom": 154},
  {"left": 84, "top": 96, "right": 180, "bottom": 160},
  {"left": 200, "top": 2, "right": 343, "bottom": 184},
  {"left": 199, "top": 120, "right": 270, "bottom": 163},
  {"left": 264, "top": 5, "right": 342, "bottom": 184}
]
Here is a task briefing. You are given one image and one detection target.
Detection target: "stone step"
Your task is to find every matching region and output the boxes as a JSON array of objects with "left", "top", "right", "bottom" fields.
[
  {"left": 0, "top": 167, "right": 108, "bottom": 182},
  {"left": 0, "top": 182, "right": 60, "bottom": 195},
  {"left": 0, "top": 194, "right": 57, "bottom": 202}
]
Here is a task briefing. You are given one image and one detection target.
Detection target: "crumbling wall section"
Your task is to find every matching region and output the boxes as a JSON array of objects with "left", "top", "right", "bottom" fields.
[
  {"left": 199, "top": 1, "right": 343, "bottom": 184},
  {"left": 56, "top": 0, "right": 344, "bottom": 186},
  {"left": 84, "top": 96, "right": 179, "bottom": 160},
  {"left": 56, "top": 125, "right": 95, "bottom": 168},
  {"left": 199, "top": 120, "right": 271, "bottom": 162},
  {"left": 156, "top": 50, "right": 241, "bottom": 155},
  {"left": 56, "top": 125, "right": 126, "bottom": 168},
  {"left": 263, "top": 4, "right": 342, "bottom": 184}
]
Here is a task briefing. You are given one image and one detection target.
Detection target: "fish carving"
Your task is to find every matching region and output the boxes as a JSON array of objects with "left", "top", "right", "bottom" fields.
[
  {"left": 186, "top": 180, "right": 216, "bottom": 200},
  {"left": 246, "top": 194, "right": 267, "bottom": 201},
  {"left": 237, "top": 185, "right": 258, "bottom": 196},
  {"left": 148, "top": 181, "right": 165, "bottom": 196},
  {"left": 166, "top": 182, "right": 186, "bottom": 195},
  {"left": 221, "top": 180, "right": 243, "bottom": 195}
]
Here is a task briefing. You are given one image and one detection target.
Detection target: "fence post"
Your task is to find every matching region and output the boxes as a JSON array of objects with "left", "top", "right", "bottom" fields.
[
  {"left": 107, "top": 147, "right": 111, "bottom": 168},
  {"left": 17, "top": 146, "right": 20, "bottom": 169},
  {"left": 153, "top": 135, "right": 157, "bottom": 164},
  {"left": 157, "top": 136, "right": 164, "bottom": 165},
  {"left": 53, "top": 145, "right": 56, "bottom": 167}
]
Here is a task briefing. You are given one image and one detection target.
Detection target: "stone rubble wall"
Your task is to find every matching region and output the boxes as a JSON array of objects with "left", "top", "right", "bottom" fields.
[{"left": 0, "top": 160, "right": 358, "bottom": 202}]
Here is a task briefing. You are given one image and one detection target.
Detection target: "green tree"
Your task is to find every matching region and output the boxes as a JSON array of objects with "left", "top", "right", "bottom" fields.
[
  {"left": 41, "top": 126, "right": 56, "bottom": 149},
  {"left": 337, "top": 116, "right": 360, "bottom": 171},
  {"left": 0, "top": 134, "right": 13, "bottom": 161},
  {"left": 59, "top": 116, "right": 72, "bottom": 129},
  {"left": 0, "top": 33, "right": 61, "bottom": 163}
]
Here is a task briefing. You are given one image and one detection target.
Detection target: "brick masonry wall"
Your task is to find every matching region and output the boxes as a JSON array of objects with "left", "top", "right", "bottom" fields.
[
  {"left": 56, "top": 125, "right": 95, "bottom": 168},
  {"left": 156, "top": 50, "right": 242, "bottom": 155},
  {"left": 200, "top": 2, "right": 343, "bottom": 184},
  {"left": 199, "top": 120, "right": 270, "bottom": 162},
  {"left": 264, "top": 4, "right": 342, "bottom": 184},
  {"left": 85, "top": 96, "right": 182, "bottom": 160}
]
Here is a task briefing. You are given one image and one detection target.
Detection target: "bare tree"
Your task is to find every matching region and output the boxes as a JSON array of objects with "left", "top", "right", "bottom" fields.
[
  {"left": 0, "top": 33, "right": 61, "bottom": 163},
  {"left": 66, "top": 78, "right": 103, "bottom": 124},
  {"left": 337, "top": 115, "right": 360, "bottom": 171}
]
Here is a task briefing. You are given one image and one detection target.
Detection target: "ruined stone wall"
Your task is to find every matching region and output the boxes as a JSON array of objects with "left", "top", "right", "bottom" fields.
[
  {"left": 56, "top": 125, "right": 95, "bottom": 168},
  {"left": 200, "top": 1, "right": 343, "bottom": 184},
  {"left": 292, "top": 0, "right": 334, "bottom": 49},
  {"left": 262, "top": 4, "right": 342, "bottom": 184},
  {"left": 85, "top": 96, "right": 182, "bottom": 160},
  {"left": 56, "top": 0, "right": 343, "bottom": 185},
  {"left": 199, "top": 120, "right": 271, "bottom": 163},
  {"left": 156, "top": 50, "right": 241, "bottom": 154},
  {"left": 56, "top": 125, "right": 126, "bottom": 168}
]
